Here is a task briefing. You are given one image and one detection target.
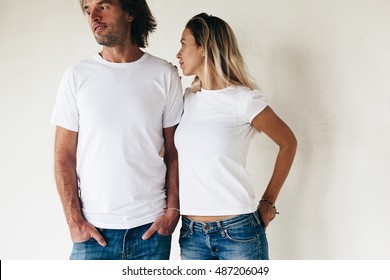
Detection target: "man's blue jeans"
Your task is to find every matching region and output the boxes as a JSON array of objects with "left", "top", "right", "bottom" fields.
[
  {"left": 179, "top": 211, "right": 269, "bottom": 260},
  {"left": 70, "top": 222, "right": 171, "bottom": 260}
]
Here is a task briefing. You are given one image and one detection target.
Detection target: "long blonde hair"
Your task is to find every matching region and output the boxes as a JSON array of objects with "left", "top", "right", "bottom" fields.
[{"left": 185, "top": 13, "right": 256, "bottom": 92}]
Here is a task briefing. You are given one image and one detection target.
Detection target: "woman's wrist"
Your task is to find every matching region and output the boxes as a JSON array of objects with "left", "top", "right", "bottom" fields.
[{"left": 259, "top": 199, "right": 280, "bottom": 215}]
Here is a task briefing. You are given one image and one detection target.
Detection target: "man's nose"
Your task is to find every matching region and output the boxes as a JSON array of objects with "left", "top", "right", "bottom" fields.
[{"left": 89, "top": 8, "right": 101, "bottom": 22}]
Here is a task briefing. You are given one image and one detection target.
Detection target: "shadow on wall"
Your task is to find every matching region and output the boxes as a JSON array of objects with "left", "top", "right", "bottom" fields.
[{"left": 253, "top": 45, "right": 338, "bottom": 259}]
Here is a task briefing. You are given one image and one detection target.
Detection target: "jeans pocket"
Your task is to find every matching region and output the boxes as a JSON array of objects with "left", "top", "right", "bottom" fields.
[
  {"left": 179, "top": 224, "right": 191, "bottom": 239},
  {"left": 73, "top": 238, "right": 94, "bottom": 244},
  {"left": 224, "top": 221, "right": 258, "bottom": 243},
  {"left": 155, "top": 231, "right": 172, "bottom": 238}
]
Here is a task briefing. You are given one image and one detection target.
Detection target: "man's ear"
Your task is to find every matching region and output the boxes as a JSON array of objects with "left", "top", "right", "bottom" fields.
[{"left": 127, "top": 15, "right": 134, "bottom": 22}]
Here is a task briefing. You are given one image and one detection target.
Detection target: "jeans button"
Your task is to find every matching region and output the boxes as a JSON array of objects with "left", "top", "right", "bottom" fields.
[{"left": 203, "top": 224, "right": 210, "bottom": 230}]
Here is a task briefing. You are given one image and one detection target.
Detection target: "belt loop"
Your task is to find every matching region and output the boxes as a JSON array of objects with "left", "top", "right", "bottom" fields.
[
  {"left": 253, "top": 210, "right": 261, "bottom": 225},
  {"left": 216, "top": 221, "right": 226, "bottom": 237},
  {"left": 189, "top": 220, "right": 194, "bottom": 235}
]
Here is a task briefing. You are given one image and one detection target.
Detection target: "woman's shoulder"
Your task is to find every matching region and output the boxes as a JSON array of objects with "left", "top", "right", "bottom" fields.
[
  {"left": 232, "top": 85, "right": 263, "bottom": 94},
  {"left": 236, "top": 86, "right": 267, "bottom": 103}
]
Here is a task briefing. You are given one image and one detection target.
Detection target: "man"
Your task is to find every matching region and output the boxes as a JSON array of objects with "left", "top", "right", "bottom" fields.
[{"left": 51, "top": 0, "right": 183, "bottom": 260}]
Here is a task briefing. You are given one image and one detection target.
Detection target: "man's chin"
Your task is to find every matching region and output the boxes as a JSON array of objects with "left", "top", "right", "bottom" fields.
[
  {"left": 95, "top": 35, "right": 114, "bottom": 47},
  {"left": 96, "top": 40, "right": 112, "bottom": 47}
]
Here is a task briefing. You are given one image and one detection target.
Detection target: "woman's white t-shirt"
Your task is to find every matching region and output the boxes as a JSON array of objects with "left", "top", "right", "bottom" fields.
[{"left": 175, "top": 86, "right": 268, "bottom": 216}]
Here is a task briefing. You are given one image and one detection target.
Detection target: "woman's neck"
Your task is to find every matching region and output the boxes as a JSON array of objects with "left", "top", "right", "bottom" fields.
[{"left": 199, "top": 71, "right": 229, "bottom": 90}]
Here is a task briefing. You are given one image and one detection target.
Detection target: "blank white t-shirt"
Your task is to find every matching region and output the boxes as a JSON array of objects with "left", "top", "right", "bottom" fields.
[
  {"left": 175, "top": 86, "right": 267, "bottom": 216},
  {"left": 51, "top": 53, "right": 183, "bottom": 229}
]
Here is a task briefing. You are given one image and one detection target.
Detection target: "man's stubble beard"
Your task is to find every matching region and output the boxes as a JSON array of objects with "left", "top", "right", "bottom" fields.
[
  {"left": 96, "top": 33, "right": 118, "bottom": 46},
  {"left": 95, "top": 24, "right": 128, "bottom": 47}
]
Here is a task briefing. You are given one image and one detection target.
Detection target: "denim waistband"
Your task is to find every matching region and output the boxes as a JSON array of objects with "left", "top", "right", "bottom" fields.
[{"left": 182, "top": 211, "right": 261, "bottom": 234}]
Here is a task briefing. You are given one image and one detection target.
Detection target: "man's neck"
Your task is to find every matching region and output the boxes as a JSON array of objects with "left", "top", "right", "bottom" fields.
[{"left": 99, "top": 43, "right": 144, "bottom": 63}]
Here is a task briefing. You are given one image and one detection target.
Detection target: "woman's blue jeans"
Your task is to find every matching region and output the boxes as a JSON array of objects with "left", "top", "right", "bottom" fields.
[
  {"left": 179, "top": 211, "right": 269, "bottom": 260},
  {"left": 70, "top": 222, "right": 171, "bottom": 260}
]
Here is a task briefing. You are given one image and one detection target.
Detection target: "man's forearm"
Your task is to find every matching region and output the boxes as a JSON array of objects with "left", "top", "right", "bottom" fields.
[
  {"left": 162, "top": 126, "right": 180, "bottom": 209},
  {"left": 54, "top": 127, "right": 84, "bottom": 226},
  {"left": 164, "top": 155, "right": 179, "bottom": 209},
  {"left": 55, "top": 156, "right": 84, "bottom": 225}
]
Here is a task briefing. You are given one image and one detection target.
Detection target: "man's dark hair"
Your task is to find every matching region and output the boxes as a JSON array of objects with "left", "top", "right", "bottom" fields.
[
  {"left": 119, "top": 0, "right": 156, "bottom": 48},
  {"left": 80, "top": 0, "right": 156, "bottom": 48}
]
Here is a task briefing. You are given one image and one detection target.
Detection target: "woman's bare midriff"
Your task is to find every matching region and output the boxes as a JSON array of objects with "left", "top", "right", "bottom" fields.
[{"left": 185, "top": 215, "right": 237, "bottom": 223}]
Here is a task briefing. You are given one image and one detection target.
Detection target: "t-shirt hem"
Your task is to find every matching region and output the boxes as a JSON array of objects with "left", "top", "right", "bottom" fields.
[
  {"left": 86, "top": 212, "right": 164, "bottom": 230},
  {"left": 163, "top": 119, "right": 181, "bottom": 129},
  {"left": 180, "top": 207, "right": 256, "bottom": 216},
  {"left": 50, "top": 120, "right": 79, "bottom": 132},
  {"left": 249, "top": 105, "right": 268, "bottom": 123}
]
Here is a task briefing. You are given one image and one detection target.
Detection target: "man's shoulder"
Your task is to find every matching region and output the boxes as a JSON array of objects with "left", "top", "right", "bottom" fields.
[
  {"left": 144, "top": 52, "right": 168, "bottom": 64},
  {"left": 62, "top": 54, "right": 99, "bottom": 76},
  {"left": 143, "top": 53, "right": 176, "bottom": 72},
  {"left": 73, "top": 54, "right": 99, "bottom": 68}
]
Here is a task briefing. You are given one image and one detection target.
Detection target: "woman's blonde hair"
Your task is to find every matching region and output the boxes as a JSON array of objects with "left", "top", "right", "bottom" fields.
[{"left": 185, "top": 13, "right": 256, "bottom": 92}]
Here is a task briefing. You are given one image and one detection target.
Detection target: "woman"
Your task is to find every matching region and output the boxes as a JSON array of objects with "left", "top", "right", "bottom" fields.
[{"left": 175, "top": 13, "right": 297, "bottom": 260}]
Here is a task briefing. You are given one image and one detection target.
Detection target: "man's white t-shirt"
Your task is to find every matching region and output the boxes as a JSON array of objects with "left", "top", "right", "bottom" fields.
[
  {"left": 51, "top": 53, "right": 183, "bottom": 229},
  {"left": 175, "top": 86, "right": 267, "bottom": 216}
]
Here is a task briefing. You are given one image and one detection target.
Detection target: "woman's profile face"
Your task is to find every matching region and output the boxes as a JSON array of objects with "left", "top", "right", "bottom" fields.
[{"left": 176, "top": 28, "right": 204, "bottom": 76}]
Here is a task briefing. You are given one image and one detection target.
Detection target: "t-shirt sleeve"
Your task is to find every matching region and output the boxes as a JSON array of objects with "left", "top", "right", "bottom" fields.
[
  {"left": 50, "top": 68, "right": 79, "bottom": 132},
  {"left": 162, "top": 66, "right": 184, "bottom": 128},
  {"left": 246, "top": 89, "right": 268, "bottom": 123},
  {"left": 183, "top": 87, "right": 192, "bottom": 101}
]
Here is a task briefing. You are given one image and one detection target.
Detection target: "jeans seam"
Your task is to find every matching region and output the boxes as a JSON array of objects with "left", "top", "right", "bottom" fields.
[
  {"left": 122, "top": 228, "right": 130, "bottom": 259},
  {"left": 253, "top": 220, "right": 262, "bottom": 259}
]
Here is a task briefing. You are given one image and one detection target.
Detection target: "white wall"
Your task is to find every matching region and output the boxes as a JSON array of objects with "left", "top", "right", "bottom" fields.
[{"left": 1, "top": 0, "right": 389, "bottom": 260}]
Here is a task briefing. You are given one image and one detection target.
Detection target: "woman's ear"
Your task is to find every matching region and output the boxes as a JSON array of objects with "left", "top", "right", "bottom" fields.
[{"left": 127, "top": 15, "right": 134, "bottom": 22}]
